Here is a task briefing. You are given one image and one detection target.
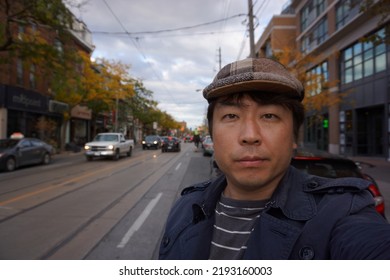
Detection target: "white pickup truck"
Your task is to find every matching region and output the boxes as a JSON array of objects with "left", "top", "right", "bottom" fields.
[{"left": 84, "top": 132, "right": 134, "bottom": 161}]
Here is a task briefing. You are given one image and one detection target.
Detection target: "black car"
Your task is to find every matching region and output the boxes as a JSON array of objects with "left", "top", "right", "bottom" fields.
[
  {"left": 291, "top": 148, "right": 385, "bottom": 217},
  {"left": 142, "top": 135, "right": 162, "bottom": 150},
  {"left": 161, "top": 136, "right": 181, "bottom": 152},
  {"left": 0, "top": 137, "right": 54, "bottom": 171}
]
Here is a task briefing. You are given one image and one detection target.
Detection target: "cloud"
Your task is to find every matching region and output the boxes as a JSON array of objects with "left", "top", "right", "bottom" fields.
[{"left": 70, "top": 0, "right": 286, "bottom": 129}]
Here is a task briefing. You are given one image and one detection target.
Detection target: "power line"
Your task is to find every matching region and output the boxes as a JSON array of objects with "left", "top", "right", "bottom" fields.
[
  {"left": 92, "top": 13, "right": 246, "bottom": 36},
  {"left": 101, "top": 0, "right": 176, "bottom": 104},
  {"left": 91, "top": 29, "right": 244, "bottom": 39}
]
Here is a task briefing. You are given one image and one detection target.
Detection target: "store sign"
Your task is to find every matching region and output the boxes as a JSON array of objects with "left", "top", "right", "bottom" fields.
[
  {"left": 6, "top": 87, "right": 48, "bottom": 113},
  {"left": 71, "top": 105, "right": 92, "bottom": 120},
  {"left": 49, "top": 100, "right": 69, "bottom": 114}
]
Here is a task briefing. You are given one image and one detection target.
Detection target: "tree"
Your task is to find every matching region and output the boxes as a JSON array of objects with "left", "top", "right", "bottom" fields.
[
  {"left": 274, "top": 47, "right": 348, "bottom": 114},
  {"left": 358, "top": 0, "right": 390, "bottom": 44},
  {"left": 0, "top": 0, "right": 84, "bottom": 69}
]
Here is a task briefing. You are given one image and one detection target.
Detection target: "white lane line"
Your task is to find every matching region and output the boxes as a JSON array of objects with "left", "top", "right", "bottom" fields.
[
  {"left": 175, "top": 162, "right": 182, "bottom": 171},
  {"left": 117, "top": 192, "right": 163, "bottom": 248}
]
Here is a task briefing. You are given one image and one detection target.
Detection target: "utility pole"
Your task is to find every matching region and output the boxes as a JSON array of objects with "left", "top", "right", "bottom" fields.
[
  {"left": 218, "top": 47, "right": 222, "bottom": 70},
  {"left": 248, "top": 0, "right": 256, "bottom": 58}
]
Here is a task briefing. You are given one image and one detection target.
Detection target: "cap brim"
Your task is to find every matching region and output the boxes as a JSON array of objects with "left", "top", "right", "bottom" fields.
[{"left": 204, "top": 80, "right": 303, "bottom": 101}]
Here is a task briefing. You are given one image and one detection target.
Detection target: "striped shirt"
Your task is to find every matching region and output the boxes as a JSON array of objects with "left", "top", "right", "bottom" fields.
[{"left": 209, "top": 194, "right": 268, "bottom": 259}]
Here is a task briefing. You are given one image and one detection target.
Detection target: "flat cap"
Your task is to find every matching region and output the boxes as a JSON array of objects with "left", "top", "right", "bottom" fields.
[{"left": 203, "top": 57, "right": 304, "bottom": 101}]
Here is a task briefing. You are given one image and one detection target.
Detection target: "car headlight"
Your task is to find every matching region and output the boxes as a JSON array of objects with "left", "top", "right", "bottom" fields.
[
  {"left": 153, "top": 141, "right": 157, "bottom": 144},
  {"left": 142, "top": 141, "right": 146, "bottom": 144},
  {"left": 108, "top": 145, "right": 114, "bottom": 150},
  {"left": 84, "top": 145, "right": 90, "bottom": 150}
]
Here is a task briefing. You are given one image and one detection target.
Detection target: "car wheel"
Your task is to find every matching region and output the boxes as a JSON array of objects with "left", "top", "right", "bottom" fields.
[
  {"left": 5, "top": 157, "right": 16, "bottom": 172},
  {"left": 42, "top": 153, "right": 51, "bottom": 165},
  {"left": 86, "top": 156, "right": 93, "bottom": 161},
  {"left": 127, "top": 147, "right": 132, "bottom": 157},
  {"left": 113, "top": 150, "right": 120, "bottom": 161}
]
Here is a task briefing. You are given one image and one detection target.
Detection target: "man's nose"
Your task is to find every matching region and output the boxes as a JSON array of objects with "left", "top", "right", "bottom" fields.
[{"left": 239, "top": 119, "right": 261, "bottom": 145}]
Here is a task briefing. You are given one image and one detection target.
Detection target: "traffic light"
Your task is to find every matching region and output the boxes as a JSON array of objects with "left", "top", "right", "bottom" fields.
[{"left": 323, "top": 119, "right": 329, "bottom": 128}]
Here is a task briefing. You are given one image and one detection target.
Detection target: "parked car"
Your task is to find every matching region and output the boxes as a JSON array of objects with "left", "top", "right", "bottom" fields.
[
  {"left": 291, "top": 148, "right": 385, "bottom": 218},
  {"left": 84, "top": 132, "right": 134, "bottom": 161},
  {"left": 209, "top": 148, "right": 385, "bottom": 217},
  {"left": 0, "top": 135, "right": 54, "bottom": 172},
  {"left": 202, "top": 136, "right": 214, "bottom": 156},
  {"left": 161, "top": 136, "right": 181, "bottom": 152},
  {"left": 142, "top": 135, "right": 162, "bottom": 150}
]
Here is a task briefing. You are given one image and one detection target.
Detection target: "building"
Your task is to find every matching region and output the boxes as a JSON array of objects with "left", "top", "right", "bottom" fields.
[
  {"left": 256, "top": 0, "right": 390, "bottom": 160},
  {"left": 0, "top": 1, "right": 94, "bottom": 150}
]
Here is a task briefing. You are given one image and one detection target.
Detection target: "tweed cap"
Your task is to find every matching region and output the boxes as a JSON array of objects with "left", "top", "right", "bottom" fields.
[{"left": 203, "top": 57, "right": 304, "bottom": 101}]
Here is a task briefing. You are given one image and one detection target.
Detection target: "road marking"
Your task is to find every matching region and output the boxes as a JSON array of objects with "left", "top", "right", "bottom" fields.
[
  {"left": 175, "top": 162, "right": 182, "bottom": 171},
  {"left": 117, "top": 192, "right": 163, "bottom": 248}
]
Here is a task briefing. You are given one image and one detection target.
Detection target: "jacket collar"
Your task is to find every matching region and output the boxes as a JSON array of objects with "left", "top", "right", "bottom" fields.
[{"left": 193, "top": 166, "right": 318, "bottom": 223}]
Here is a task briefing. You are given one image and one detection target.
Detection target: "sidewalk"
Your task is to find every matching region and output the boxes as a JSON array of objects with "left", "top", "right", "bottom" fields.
[{"left": 348, "top": 156, "right": 390, "bottom": 184}]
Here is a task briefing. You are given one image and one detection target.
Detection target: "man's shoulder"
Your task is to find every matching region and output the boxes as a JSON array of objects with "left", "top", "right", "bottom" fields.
[{"left": 181, "top": 180, "right": 212, "bottom": 196}]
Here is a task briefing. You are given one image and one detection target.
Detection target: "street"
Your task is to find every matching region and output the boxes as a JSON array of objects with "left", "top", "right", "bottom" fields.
[
  {"left": 0, "top": 142, "right": 211, "bottom": 260},
  {"left": 0, "top": 144, "right": 389, "bottom": 260}
]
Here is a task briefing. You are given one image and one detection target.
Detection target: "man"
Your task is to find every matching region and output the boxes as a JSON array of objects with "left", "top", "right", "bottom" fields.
[{"left": 159, "top": 58, "right": 390, "bottom": 259}]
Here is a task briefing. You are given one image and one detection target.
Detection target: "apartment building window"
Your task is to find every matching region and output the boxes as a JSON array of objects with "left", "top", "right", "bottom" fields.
[
  {"left": 300, "top": 0, "right": 326, "bottom": 32},
  {"left": 336, "top": 0, "right": 360, "bottom": 30},
  {"left": 16, "top": 59, "right": 23, "bottom": 85},
  {"left": 29, "top": 64, "right": 36, "bottom": 89},
  {"left": 301, "top": 17, "right": 328, "bottom": 53},
  {"left": 54, "top": 39, "right": 63, "bottom": 56},
  {"left": 341, "top": 28, "right": 387, "bottom": 84},
  {"left": 264, "top": 40, "right": 273, "bottom": 58},
  {"left": 306, "top": 61, "right": 329, "bottom": 96},
  {"left": 18, "top": 25, "right": 25, "bottom": 40}
]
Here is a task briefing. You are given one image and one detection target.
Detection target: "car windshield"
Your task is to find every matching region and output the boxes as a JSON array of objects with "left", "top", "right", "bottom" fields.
[
  {"left": 94, "top": 134, "right": 118, "bottom": 142},
  {"left": 146, "top": 136, "right": 157, "bottom": 141},
  {"left": 0, "top": 139, "right": 19, "bottom": 148},
  {"left": 291, "top": 159, "right": 361, "bottom": 178}
]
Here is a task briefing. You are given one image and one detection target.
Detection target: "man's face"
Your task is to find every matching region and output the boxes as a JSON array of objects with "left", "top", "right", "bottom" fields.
[{"left": 212, "top": 95, "right": 297, "bottom": 200}]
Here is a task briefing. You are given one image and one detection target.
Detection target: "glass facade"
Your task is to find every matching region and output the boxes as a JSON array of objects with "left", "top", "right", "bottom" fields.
[
  {"left": 306, "top": 61, "right": 329, "bottom": 96},
  {"left": 341, "top": 28, "right": 386, "bottom": 84}
]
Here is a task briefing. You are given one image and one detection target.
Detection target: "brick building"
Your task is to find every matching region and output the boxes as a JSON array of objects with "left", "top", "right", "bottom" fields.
[
  {"left": 0, "top": 1, "right": 94, "bottom": 149},
  {"left": 257, "top": 0, "right": 390, "bottom": 160}
]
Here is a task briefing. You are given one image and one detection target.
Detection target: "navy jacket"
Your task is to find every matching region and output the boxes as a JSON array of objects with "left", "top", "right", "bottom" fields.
[{"left": 159, "top": 166, "right": 390, "bottom": 259}]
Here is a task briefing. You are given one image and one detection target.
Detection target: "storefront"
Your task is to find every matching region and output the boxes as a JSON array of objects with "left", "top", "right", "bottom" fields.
[
  {"left": 2, "top": 86, "right": 62, "bottom": 147},
  {"left": 70, "top": 105, "right": 92, "bottom": 146}
]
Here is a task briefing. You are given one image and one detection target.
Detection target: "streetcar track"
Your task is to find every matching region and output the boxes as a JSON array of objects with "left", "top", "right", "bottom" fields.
[
  {"left": 0, "top": 146, "right": 186, "bottom": 259},
  {"left": 0, "top": 151, "right": 159, "bottom": 202},
  {"left": 39, "top": 151, "right": 180, "bottom": 259}
]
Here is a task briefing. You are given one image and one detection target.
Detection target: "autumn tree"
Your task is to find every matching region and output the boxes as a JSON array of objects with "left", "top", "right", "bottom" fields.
[
  {"left": 274, "top": 47, "right": 348, "bottom": 115},
  {"left": 358, "top": 0, "right": 390, "bottom": 44},
  {"left": 129, "top": 79, "right": 180, "bottom": 135},
  {"left": 0, "top": 0, "right": 86, "bottom": 72}
]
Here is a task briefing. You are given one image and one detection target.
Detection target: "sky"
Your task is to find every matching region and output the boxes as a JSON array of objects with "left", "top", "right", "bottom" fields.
[{"left": 69, "top": 0, "right": 288, "bottom": 130}]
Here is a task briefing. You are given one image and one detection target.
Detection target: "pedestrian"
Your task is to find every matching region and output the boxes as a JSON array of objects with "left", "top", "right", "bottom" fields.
[
  {"left": 193, "top": 128, "right": 201, "bottom": 149},
  {"left": 159, "top": 57, "right": 390, "bottom": 260}
]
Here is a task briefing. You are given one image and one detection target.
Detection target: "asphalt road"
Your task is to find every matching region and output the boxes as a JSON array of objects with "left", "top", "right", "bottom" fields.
[{"left": 0, "top": 142, "right": 211, "bottom": 260}]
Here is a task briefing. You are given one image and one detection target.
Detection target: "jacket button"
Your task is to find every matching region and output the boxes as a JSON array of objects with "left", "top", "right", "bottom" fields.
[
  {"left": 299, "top": 246, "right": 315, "bottom": 260},
  {"left": 162, "top": 237, "right": 170, "bottom": 247},
  {"left": 308, "top": 181, "right": 318, "bottom": 189}
]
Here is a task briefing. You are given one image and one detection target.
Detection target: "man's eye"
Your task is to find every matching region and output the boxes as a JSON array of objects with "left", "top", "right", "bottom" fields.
[
  {"left": 263, "top": 114, "right": 278, "bottom": 120},
  {"left": 223, "top": 114, "right": 237, "bottom": 120}
]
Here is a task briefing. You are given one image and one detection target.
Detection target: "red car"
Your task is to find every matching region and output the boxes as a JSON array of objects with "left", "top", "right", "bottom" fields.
[{"left": 291, "top": 149, "right": 385, "bottom": 218}]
